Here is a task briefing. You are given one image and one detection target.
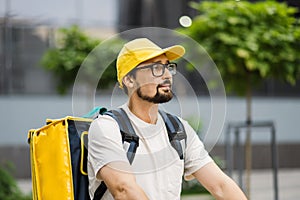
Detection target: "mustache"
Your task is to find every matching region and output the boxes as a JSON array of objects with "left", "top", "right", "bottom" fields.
[{"left": 158, "top": 79, "right": 172, "bottom": 87}]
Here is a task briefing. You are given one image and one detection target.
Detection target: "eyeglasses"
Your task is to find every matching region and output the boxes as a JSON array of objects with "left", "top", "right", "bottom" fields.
[{"left": 132, "top": 62, "right": 177, "bottom": 77}]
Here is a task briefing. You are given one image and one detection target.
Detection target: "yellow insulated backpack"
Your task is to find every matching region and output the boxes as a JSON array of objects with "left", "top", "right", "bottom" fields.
[{"left": 28, "top": 116, "right": 92, "bottom": 200}]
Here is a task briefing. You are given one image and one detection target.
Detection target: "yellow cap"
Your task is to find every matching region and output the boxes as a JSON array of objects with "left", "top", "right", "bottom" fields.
[{"left": 117, "top": 38, "right": 185, "bottom": 88}]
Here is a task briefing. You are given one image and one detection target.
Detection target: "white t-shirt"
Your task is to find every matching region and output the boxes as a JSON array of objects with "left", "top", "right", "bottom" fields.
[{"left": 88, "top": 104, "right": 212, "bottom": 200}]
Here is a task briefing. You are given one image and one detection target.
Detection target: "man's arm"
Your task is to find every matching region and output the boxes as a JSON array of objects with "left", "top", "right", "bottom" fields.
[
  {"left": 193, "top": 162, "right": 247, "bottom": 200},
  {"left": 97, "top": 161, "right": 149, "bottom": 200}
]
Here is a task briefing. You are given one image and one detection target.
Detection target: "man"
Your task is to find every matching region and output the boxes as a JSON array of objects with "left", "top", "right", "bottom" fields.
[{"left": 88, "top": 38, "right": 247, "bottom": 200}]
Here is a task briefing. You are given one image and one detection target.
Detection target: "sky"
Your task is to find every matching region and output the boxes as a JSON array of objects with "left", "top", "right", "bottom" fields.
[{"left": 0, "top": 0, "right": 117, "bottom": 27}]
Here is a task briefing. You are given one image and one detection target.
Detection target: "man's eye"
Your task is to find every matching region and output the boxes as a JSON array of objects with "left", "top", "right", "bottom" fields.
[{"left": 153, "top": 64, "right": 163, "bottom": 70}]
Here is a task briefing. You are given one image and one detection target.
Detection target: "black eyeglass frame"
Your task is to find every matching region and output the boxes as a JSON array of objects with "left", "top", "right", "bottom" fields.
[{"left": 131, "top": 62, "right": 177, "bottom": 77}]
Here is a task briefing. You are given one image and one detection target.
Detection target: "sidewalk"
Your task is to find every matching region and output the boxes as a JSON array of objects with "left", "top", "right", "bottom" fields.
[
  {"left": 18, "top": 169, "right": 300, "bottom": 199},
  {"left": 182, "top": 169, "right": 300, "bottom": 200},
  {"left": 248, "top": 169, "right": 300, "bottom": 200}
]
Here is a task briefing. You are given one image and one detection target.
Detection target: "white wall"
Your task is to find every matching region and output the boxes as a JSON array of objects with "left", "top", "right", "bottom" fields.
[{"left": 0, "top": 95, "right": 299, "bottom": 146}]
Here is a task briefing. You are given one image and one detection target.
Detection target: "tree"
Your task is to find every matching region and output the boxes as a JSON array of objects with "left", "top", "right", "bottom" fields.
[
  {"left": 41, "top": 26, "right": 122, "bottom": 95},
  {"left": 0, "top": 163, "right": 32, "bottom": 200},
  {"left": 180, "top": 0, "right": 300, "bottom": 198}
]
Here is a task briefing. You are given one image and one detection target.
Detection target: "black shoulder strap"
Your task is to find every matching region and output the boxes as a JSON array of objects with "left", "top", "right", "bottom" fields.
[
  {"left": 105, "top": 108, "right": 140, "bottom": 163},
  {"left": 93, "top": 108, "right": 139, "bottom": 200},
  {"left": 159, "top": 110, "right": 187, "bottom": 160}
]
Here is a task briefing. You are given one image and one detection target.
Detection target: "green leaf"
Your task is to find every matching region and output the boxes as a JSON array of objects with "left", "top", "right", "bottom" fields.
[
  {"left": 236, "top": 48, "right": 250, "bottom": 59},
  {"left": 258, "top": 62, "right": 269, "bottom": 77},
  {"left": 40, "top": 25, "right": 125, "bottom": 94}
]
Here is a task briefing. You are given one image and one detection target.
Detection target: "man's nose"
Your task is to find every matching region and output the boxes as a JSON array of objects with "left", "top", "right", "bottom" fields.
[{"left": 162, "top": 67, "right": 172, "bottom": 79}]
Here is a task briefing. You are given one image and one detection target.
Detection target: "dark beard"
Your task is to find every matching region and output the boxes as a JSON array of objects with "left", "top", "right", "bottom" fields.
[{"left": 137, "top": 82, "right": 173, "bottom": 104}]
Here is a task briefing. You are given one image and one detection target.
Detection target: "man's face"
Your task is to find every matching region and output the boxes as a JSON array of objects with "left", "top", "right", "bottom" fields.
[{"left": 133, "top": 54, "right": 174, "bottom": 104}]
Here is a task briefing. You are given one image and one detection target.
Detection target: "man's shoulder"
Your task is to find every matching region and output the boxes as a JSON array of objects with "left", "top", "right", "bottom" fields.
[
  {"left": 92, "top": 113, "right": 118, "bottom": 123},
  {"left": 90, "top": 114, "right": 120, "bottom": 133}
]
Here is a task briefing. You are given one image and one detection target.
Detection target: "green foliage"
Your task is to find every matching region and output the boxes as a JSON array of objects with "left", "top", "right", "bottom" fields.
[
  {"left": 180, "top": 0, "right": 300, "bottom": 95},
  {"left": 0, "top": 164, "right": 32, "bottom": 200},
  {"left": 41, "top": 25, "right": 124, "bottom": 94},
  {"left": 41, "top": 25, "right": 100, "bottom": 94}
]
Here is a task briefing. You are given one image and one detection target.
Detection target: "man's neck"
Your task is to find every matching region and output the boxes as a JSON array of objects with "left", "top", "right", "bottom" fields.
[{"left": 128, "top": 93, "right": 158, "bottom": 124}]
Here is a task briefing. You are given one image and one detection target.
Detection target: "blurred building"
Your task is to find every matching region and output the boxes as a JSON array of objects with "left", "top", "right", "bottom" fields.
[{"left": 0, "top": 0, "right": 300, "bottom": 95}]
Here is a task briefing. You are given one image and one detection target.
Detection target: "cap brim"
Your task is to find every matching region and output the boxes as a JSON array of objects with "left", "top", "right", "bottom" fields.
[
  {"left": 163, "top": 45, "right": 186, "bottom": 61},
  {"left": 138, "top": 45, "right": 185, "bottom": 66}
]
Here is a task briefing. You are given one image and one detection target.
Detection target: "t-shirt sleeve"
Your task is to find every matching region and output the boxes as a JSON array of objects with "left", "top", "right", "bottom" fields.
[
  {"left": 88, "top": 115, "right": 129, "bottom": 180},
  {"left": 182, "top": 119, "right": 213, "bottom": 181}
]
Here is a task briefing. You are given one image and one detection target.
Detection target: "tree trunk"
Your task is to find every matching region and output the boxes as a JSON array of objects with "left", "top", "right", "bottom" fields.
[{"left": 245, "top": 74, "right": 252, "bottom": 199}]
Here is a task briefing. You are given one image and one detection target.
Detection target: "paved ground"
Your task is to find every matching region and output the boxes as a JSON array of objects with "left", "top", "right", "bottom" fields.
[{"left": 18, "top": 169, "right": 300, "bottom": 199}]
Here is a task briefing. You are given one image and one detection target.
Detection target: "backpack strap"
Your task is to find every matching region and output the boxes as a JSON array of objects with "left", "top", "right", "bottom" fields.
[
  {"left": 105, "top": 108, "right": 140, "bottom": 163},
  {"left": 159, "top": 110, "right": 187, "bottom": 160},
  {"left": 93, "top": 108, "right": 139, "bottom": 200}
]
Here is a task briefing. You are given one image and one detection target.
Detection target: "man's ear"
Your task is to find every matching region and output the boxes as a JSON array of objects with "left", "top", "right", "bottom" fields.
[{"left": 122, "top": 75, "right": 134, "bottom": 88}]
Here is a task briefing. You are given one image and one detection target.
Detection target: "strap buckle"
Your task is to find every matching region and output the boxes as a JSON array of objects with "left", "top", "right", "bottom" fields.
[{"left": 122, "top": 133, "right": 139, "bottom": 146}]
